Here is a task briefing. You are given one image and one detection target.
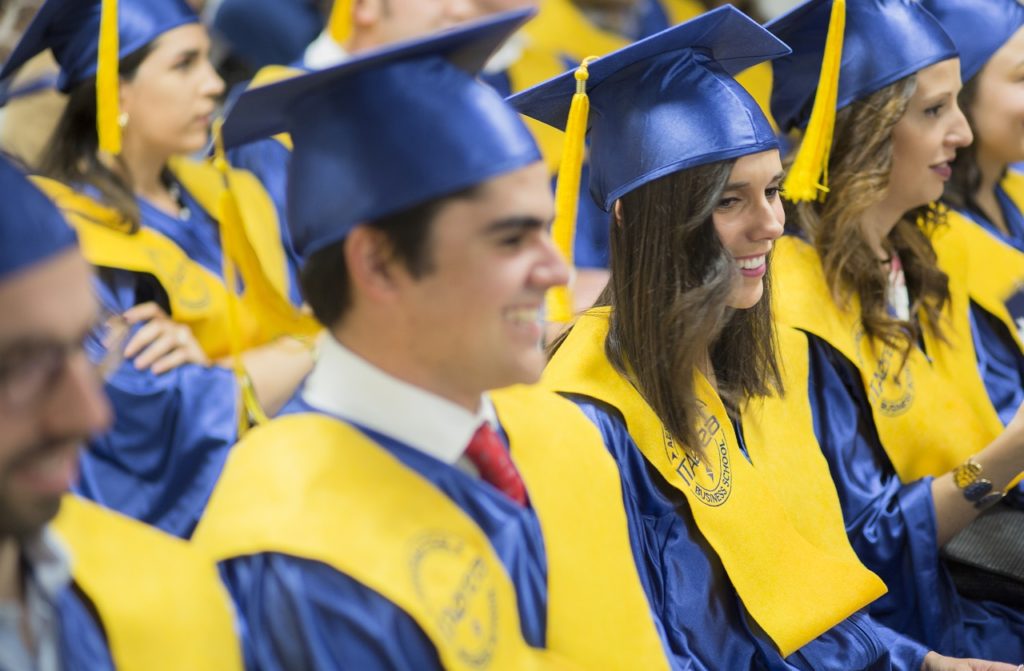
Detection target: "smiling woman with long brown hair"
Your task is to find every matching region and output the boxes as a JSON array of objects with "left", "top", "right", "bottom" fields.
[
  {"left": 0, "top": 0, "right": 318, "bottom": 537},
  {"left": 761, "top": 0, "right": 1024, "bottom": 661},
  {"left": 512, "top": 6, "right": 1016, "bottom": 670}
]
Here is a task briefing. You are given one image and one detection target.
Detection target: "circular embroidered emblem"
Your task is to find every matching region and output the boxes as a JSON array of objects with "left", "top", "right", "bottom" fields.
[
  {"left": 663, "top": 400, "right": 732, "bottom": 507},
  {"left": 854, "top": 327, "right": 914, "bottom": 417},
  {"left": 146, "top": 249, "right": 213, "bottom": 312},
  {"left": 410, "top": 533, "right": 498, "bottom": 668}
]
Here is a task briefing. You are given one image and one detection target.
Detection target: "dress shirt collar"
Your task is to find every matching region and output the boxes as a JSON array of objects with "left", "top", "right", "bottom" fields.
[{"left": 302, "top": 335, "right": 497, "bottom": 465}]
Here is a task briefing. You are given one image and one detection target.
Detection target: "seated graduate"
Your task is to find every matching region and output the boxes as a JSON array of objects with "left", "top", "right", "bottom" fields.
[
  {"left": 0, "top": 0, "right": 321, "bottom": 537},
  {"left": 761, "top": 0, "right": 1024, "bottom": 660},
  {"left": 921, "top": 0, "right": 1024, "bottom": 425},
  {"left": 192, "top": 11, "right": 674, "bottom": 670},
  {"left": 510, "top": 7, "right": 1005, "bottom": 670},
  {"left": 0, "top": 153, "right": 242, "bottom": 670}
]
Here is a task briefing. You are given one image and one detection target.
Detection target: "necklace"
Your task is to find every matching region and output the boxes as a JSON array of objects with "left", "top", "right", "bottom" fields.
[{"left": 167, "top": 182, "right": 191, "bottom": 221}]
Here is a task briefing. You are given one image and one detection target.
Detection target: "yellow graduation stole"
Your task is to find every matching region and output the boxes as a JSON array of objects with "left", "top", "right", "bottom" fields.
[
  {"left": 772, "top": 235, "right": 1006, "bottom": 481},
  {"left": 542, "top": 308, "right": 886, "bottom": 657},
  {"left": 932, "top": 171, "right": 1024, "bottom": 349},
  {"left": 52, "top": 496, "right": 243, "bottom": 671},
  {"left": 31, "top": 159, "right": 318, "bottom": 360},
  {"left": 194, "top": 386, "right": 670, "bottom": 671}
]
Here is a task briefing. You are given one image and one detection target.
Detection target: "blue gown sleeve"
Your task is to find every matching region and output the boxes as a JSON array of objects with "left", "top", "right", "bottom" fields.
[
  {"left": 56, "top": 584, "right": 116, "bottom": 671},
  {"left": 968, "top": 301, "right": 1024, "bottom": 427},
  {"left": 804, "top": 333, "right": 1024, "bottom": 661},
  {"left": 566, "top": 395, "right": 916, "bottom": 671},
  {"left": 219, "top": 554, "right": 444, "bottom": 671},
  {"left": 77, "top": 273, "right": 240, "bottom": 539}
]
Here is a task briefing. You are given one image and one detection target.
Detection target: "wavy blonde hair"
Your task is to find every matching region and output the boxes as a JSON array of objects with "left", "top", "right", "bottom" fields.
[{"left": 787, "top": 75, "right": 950, "bottom": 358}]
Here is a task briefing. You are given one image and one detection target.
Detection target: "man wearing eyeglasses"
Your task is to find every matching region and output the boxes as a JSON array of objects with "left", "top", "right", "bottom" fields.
[{"left": 0, "top": 155, "right": 243, "bottom": 670}]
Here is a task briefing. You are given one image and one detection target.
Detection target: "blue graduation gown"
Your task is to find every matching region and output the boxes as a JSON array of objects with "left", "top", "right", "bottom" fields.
[
  {"left": 804, "top": 333, "right": 1024, "bottom": 661},
  {"left": 958, "top": 184, "right": 1024, "bottom": 253},
  {"left": 218, "top": 398, "right": 549, "bottom": 671},
  {"left": 74, "top": 184, "right": 266, "bottom": 539},
  {"left": 77, "top": 273, "right": 239, "bottom": 539},
  {"left": 969, "top": 302, "right": 1024, "bottom": 427},
  {"left": 563, "top": 395, "right": 927, "bottom": 671},
  {"left": 56, "top": 584, "right": 116, "bottom": 670}
]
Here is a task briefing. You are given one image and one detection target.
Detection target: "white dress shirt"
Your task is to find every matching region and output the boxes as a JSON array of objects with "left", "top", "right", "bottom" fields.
[{"left": 302, "top": 335, "right": 497, "bottom": 472}]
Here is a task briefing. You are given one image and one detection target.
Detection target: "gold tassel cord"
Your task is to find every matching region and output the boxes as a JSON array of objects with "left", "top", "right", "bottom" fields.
[
  {"left": 97, "top": 0, "right": 121, "bottom": 156},
  {"left": 782, "top": 0, "right": 845, "bottom": 203},
  {"left": 547, "top": 56, "right": 597, "bottom": 325},
  {"left": 212, "top": 119, "right": 269, "bottom": 431},
  {"left": 327, "top": 0, "right": 353, "bottom": 46}
]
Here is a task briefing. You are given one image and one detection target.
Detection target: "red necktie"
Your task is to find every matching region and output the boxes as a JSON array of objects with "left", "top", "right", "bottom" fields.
[{"left": 464, "top": 423, "right": 528, "bottom": 507}]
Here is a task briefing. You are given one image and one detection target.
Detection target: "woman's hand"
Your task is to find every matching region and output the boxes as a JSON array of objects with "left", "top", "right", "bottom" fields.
[
  {"left": 122, "top": 302, "right": 209, "bottom": 374},
  {"left": 922, "top": 651, "right": 1022, "bottom": 670}
]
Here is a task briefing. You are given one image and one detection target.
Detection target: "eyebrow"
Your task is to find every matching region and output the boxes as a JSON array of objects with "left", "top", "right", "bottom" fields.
[
  {"left": 483, "top": 216, "right": 551, "bottom": 235},
  {"left": 722, "top": 171, "right": 786, "bottom": 191},
  {"left": 173, "top": 48, "right": 202, "bottom": 62}
]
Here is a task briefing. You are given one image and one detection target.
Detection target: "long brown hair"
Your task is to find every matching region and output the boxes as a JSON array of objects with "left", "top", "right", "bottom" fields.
[
  {"left": 553, "top": 159, "right": 782, "bottom": 451},
  {"left": 786, "top": 75, "right": 950, "bottom": 357},
  {"left": 38, "top": 44, "right": 155, "bottom": 231}
]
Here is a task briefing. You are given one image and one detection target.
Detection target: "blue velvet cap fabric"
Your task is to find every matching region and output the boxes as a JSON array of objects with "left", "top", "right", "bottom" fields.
[
  {"left": 921, "top": 0, "right": 1024, "bottom": 83},
  {"left": 0, "top": 156, "right": 77, "bottom": 280},
  {"left": 768, "top": 0, "right": 958, "bottom": 132},
  {"left": 507, "top": 6, "right": 789, "bottom": 212},
  {"left": 0, "top": 0, "right": 198, "bottom": 91},
  {"left": 219, "top": 9, "right": 542, "bottom": 261}
]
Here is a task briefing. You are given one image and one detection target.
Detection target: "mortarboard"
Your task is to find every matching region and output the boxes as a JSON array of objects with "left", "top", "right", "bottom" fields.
[
  {"left": 1, "top": 0, "right": 198, "bottom": 155},
  {"left": 921, "top": 0, "right": 1024, "bottom": 84},
  {"left": 766, "top": 0, "right": 956, "bottom": 203},
  {"left": 508, "top": 6, "right": 789, "bottom": 322},
  {"left": 509, "top": 5, "right": 789, "bottom": 212},
  {"left": 216, "top": 9, "right": 541, "bottom": 261},
  {"left": 0, "top": 157, "right": 77, "bottom": 281}
]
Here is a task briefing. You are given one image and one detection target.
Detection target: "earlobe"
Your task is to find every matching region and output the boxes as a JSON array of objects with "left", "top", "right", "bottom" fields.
[
  {"left": 613, "top": 200, "right": 624, "bottom": 227},
  {"left": 351, "top": 0, "right": 382, "bottom": 29}
]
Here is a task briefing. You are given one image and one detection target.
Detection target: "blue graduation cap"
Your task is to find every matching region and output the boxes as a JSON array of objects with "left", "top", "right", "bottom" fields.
[
  {"left": 217, "top": 9, "right": 541, "bottom": 261},
  {"left": 506, "top": 6, "right": 788, "bottom": 323},
  {"left": 1, "top": 0, "right": 196, "bottom": 90},
  {"left": 768, "top": 0, "right": 957, "bottom": 134},
  {"left": 1, "top": 0, "right": 198, "bottom": 155},
  {"left": 921, "top": 0, "right": 1024, "bottom": 83},
  {"left": 508, "top": 5, "right": 790, "bottom": 212},
  {"left": 0, "top": 157, "right": 77, "bottom": 281}
]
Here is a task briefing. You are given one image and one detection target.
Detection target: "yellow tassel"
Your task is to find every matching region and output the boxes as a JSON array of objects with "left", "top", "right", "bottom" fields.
[
  {"left": 547, "top": 57, "right": 597, "bottom": 325},
  {"left": 782, "top": 0, "right": 845, "bottom": 203},
  {"left": 212, "top": 120, "right": 265, "bottom": 431},
  {"left": 97, "top": 0, "right": 121, "bottom": 156},
  {"left": 212, "top": 119, "right": 326, "bottom": 430},
  {"left": 327, "top": 0, "right": 353, "bottom": 46}
]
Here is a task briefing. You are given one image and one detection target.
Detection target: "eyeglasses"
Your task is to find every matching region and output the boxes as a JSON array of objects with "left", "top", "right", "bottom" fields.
[{"left": 0, "top": 309, "right": 130, "bottom": 410}]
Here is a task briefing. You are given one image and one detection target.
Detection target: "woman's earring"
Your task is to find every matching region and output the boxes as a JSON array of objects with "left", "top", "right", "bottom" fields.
[{"left": 117, "top": 112, "right": 129, "bottom": 129}]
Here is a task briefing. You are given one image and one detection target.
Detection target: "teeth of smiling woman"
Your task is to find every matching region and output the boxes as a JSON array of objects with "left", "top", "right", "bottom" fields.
[
  {"left": 736, "top": 255, "right": 765, "bottom": 270},
  {"left": 504, "top": 307, "right": 540, "bottom": 325}
]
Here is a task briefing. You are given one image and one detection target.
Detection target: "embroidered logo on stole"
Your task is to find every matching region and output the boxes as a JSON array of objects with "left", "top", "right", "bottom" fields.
[
  {"left": 142, "top": 247, "right": 214, "bottom": 311},
  {"left": 410, "top": 532, "right": 499, "bottom": 668},
  {"left": 853, "top": 327, "right": 915, "bottom": 417},
  {"left": 663, "top": 400, "right": 732, "bottom": 507}
]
